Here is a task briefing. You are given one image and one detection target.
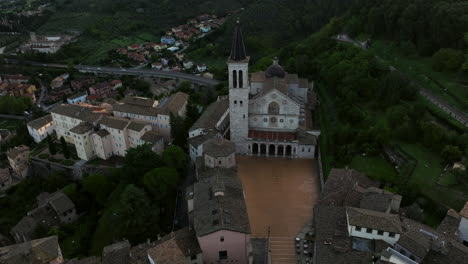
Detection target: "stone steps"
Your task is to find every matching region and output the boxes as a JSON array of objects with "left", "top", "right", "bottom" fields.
[{"left": 270, "top": 237, "right": 296, "bottom": 264}]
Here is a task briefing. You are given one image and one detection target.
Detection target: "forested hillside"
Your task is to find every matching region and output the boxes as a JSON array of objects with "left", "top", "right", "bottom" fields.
[
  {"left": 343, "top": 0, "right": 468, "bottom": 55},
  {"left": 258, "top": 16, "right": 468, "bottom": 225}
]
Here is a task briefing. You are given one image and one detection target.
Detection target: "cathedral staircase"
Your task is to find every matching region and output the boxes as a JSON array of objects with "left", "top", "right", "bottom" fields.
[{"left": 269, "top": 237, "right": 296, "bottom": 264}]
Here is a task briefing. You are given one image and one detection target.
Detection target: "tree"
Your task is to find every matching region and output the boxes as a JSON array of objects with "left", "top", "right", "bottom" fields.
[
  {"left": 432, "top": 48, "right": 464, "bottom": 72},
  {"left": 117, "top": 184, "right": 157, "bottom": 241},
  {"left": 441, "top": 145, "right": 462, "bottom": 164},
  {"left": 134, "top": 79, "right": 150, "bottom": 93},
  {"left": 142, "top": 167, "right": 179, "bottom": 200},
  {"left": 169, "top": 113, "right": 187, "bottom": 149},
  {"left": 60, "top": 137, "right": 70, "bottom": 159},
  {"left": 124, "top": 144, "right": 162, "bottom": 176},
  {"left": 83, "top": 174, "right": 114, "bottom": 207},
  {"left": 162, "top": 145, "right": 188, "bottom": 175},
  {"left": 47, "top": 135, "right": 56, "bottom": 155}
]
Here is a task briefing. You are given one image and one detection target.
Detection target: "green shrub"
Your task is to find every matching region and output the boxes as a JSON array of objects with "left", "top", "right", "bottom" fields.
[
  {"left": 38, "top": 153, "right": 49, "bottom": 159},
  {"left": 432, "top": 48, "right": 464, "bottom": 72},
  {"left": 62, "top": 160, "right": 75, "bottom": 166}
]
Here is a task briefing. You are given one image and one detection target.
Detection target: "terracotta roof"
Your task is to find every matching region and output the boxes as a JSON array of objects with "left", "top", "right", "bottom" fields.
[
  {"left": 189, "top": 99, "right": 229, "bottom": 132},
  {"left": 100, "top": 116, "right": 130, "bottom": 130},
  {"left": 150, "top": 227, "right": 202, "bottom": 260},
  {"left": 346, "top": 206, "right": 402, "bottom": 233},
  {"left": 147, "top": 239, "right": 186, "bottom": 264},
  {"left": 6, "top": 145, "right": 29, "bottom": 160},
  {"left": 50, "top": 104, "right": 103, "bottom": 123},
  {"left": 297, "top": 130, "right": 317, "bottom": 145},
  {"left": 10, "top": 216, "right": 36, "bottom": 240},
  {"left": 250, "top": 71, "right": 266, "bottom": 82},
  {"left": 113, "top": 103, "right": 159, "bottom": 117},
  {"left": 47, "top": 192, "right": 75, "bottom": 215},
  {"left": 70, "top": 122, "right": 94, "bottom": 135},
  {"left": 141, "top": 131, "right": 163, "bottom": 144},
  {"left": 121, "top": 97, "right": 156, "bottom": 107},
  {"left": 193, "top": 168, "right": 250, "bottom": 236},
  {"left": 314, "top": 205, "right": 374, "bottom": 264},
  {"left": 436, "top": 209, "right": 461, "bottom": 239},
  {"left": 94, "top": 129, "right": 110, "bottom": 138},
  {"left": 102, "top": 240, "right": 130, "bottom": 264},
  {"left": 188, "top": 130, "right": 218, "bottom": 148},
  {"left": 27, "top": 114, "right": 52, "bottom": 130},
  {"left": 0, "top": 236, "right": 61, "bottom": 264},
  {"left": 126, "top": 121, "right": 150, "bottom": 132},
  {"left": 320, "top": 168, "right": 379, "bottom": 206},
  {"left": 158, "top": 92, "right": 189, "bottom": 115},
  {"left": 203, "top": 138, "right": 235, "bottom": 158}
]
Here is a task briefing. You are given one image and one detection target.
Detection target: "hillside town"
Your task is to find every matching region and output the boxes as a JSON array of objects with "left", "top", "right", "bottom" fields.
[
  {"left": 0, "top": 1, "right": 468, "bottom": 264},
  {"left": 114, "top": 13, "right": 225, "bottom": 74}
]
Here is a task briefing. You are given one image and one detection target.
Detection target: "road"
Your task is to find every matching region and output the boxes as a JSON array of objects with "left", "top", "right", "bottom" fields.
[
  {"left": 37, "top": 80, "right": 47, "bottom": 107},
  {"left": 333, "top": 34, "right": 468, "bottom": 128},
  {"left": 1, "top": 58, "right": 220, "bottom": 86},
  {"left": 0, "top": 114, "right": 25, "bottom": 120}
]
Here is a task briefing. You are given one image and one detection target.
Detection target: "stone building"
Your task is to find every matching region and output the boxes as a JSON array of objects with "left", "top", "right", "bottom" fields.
[
  {"left": 0, "top": 236, "right": 64, "bottom": 264},
  {"left": 188, "top": 21, "right": 319, "bottom": 161},
  {"left": 11, "top": 191, "right": 77, "bottom": 243},
  {"left": 6, "top": 145, "right": 30, "bottom": 178}
]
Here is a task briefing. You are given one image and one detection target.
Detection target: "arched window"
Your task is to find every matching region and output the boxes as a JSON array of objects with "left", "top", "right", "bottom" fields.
[
  {"left": 268, "top": 101, "right": 280, "bottom": 115},
  {"left": 239, "top": 70, "right": 243, "bottom": 88},
  {"left": 232, "top": 70, "right": 237, "bottom": 88}
]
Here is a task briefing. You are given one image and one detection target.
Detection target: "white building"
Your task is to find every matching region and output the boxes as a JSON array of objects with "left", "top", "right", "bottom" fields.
[
  {"left": 113, "top": 92, "right": 188, "bottom": 140},
  {"left": 346, "top": 207, "right": 401, "bottom": 246},
  {"left": 67, "top": 92, "right": 88, "bottom": 104},
  {"left": 26, "top": 114, "right": 54, "bottom": 143},
  {"left": 35, "top": 103, "right": 166, "bottom": 161}
]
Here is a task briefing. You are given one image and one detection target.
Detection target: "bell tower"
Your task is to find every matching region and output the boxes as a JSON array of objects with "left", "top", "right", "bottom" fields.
[{"left": 228, "top": 20, "right": 249, "bottom": 154}]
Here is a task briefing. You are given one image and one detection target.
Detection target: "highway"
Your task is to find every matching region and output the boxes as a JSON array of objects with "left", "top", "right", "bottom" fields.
[{"left": 1, "top": 58, "right": 221, "bottom": 86}]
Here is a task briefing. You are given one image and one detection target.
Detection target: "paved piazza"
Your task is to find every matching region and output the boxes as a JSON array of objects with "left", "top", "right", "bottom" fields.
[{"left": 237, "top": 156, "right": 320, "bottom": 238}]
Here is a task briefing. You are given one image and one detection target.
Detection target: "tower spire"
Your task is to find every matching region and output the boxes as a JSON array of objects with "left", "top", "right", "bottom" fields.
[{"left": 229, "top": 20, "right": 247, "bottom": 61}]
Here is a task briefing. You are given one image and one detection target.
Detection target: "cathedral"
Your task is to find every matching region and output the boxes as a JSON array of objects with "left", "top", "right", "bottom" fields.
[
  {"left": 227, "top": 21, "right": 319, "bottom": 159},
  {"left": 188, "top": 21, "right": 319, "bottom": 161}
]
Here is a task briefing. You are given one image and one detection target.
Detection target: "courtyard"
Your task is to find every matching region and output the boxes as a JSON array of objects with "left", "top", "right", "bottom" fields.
[{"left": 237, "top": 156, "right": 320, "bottom": 238}]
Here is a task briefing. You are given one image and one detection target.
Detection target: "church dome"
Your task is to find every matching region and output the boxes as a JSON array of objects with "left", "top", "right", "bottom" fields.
[{"left": 265, "top": 57, "right": 286, "bottom": 78}]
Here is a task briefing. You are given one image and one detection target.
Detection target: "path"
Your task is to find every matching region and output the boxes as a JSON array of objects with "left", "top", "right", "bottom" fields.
[{"left": 37, "top": 79, "right": 48, "bottom": 107}]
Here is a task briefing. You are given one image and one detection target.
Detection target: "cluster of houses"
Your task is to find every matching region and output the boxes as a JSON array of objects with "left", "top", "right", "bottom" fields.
[
  {"left": 313, "top": 168, "right": 468, "bottom": 264},
  {"left": 26, "top": 92, "right": 189, "bottom": 161},
  {"left": 0, "top": 74, "right": 36, "bottom": 103},
  {"left": 48, "top": 73, "right": 122, "bottom": 104},
  {"left": 115, "top": 13, "right": 224, "bottom": 71},
  {"left": 164, "top": 13, "right": 225, "bottom": 43},
  {"left": 2, "top": 167, "right": 468, "bottom": 264},
  {"left": 10, "top": 190, "right": 77, "bottom": 243}
]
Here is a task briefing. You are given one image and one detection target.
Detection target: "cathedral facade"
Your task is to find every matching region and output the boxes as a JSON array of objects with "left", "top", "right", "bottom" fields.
[{"left": 227, "top": 21, "right": 319, "bottom": 159}]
